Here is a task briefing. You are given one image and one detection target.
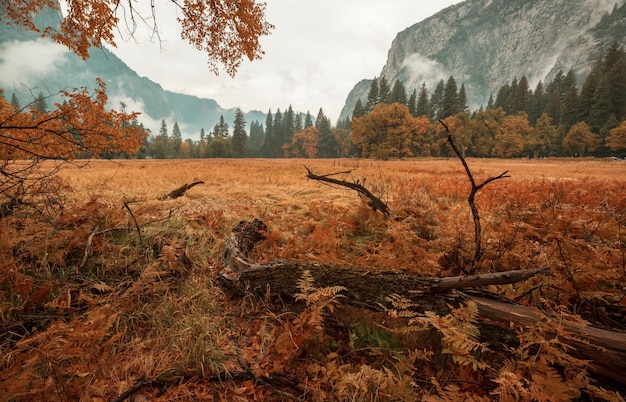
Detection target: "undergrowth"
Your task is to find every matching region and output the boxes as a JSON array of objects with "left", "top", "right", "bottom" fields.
[{"left": 0, "top": 158, "right": 624, "bottom": 400}]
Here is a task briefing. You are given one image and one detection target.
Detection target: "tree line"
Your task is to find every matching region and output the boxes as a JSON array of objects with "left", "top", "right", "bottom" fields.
[
  {"left": 7, "top": 44, "right": 625, "bottom": 160},
  {"left": 350, "top": 43, "right": 626, "bottom": 159}
]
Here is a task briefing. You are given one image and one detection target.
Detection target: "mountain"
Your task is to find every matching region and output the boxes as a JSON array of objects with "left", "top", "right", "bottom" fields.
[
  {"left": 340, "top": 0, "right": 626, "bottom": 121},
  {"left": 0, "top": 4, "right": 265, "bottom": 139}
]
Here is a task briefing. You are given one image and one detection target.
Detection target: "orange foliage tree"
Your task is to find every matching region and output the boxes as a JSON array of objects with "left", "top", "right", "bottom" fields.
[
  {"left": 606, "top": 120, "right": 626, "bottom": 152},
  {"left": 282, "top": 126, "right": 319, "bottom": 158},
  {"left": 352, "top": 103, "right": 430, "bottom": 159},
  {"left": 0, "top": 81, "right": 147, "bottom": 211}
]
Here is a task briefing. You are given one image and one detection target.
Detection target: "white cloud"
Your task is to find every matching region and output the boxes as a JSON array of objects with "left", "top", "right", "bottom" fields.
[
  {"left": 401, "top": 53, "right": 448, "bottom": 89},
  {"left": 0, "top": 39, "right": 69, "bottom": 89}
]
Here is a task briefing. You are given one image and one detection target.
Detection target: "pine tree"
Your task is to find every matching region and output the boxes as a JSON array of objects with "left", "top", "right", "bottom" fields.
[
  {"left": 212, "top": 115, "right": 229, "bottom": 138},
  {"left": 248, "top": 120, "right": 264, "bottom": 152},
  {"left": 304, "top": 111, "right": 314, "bottom": 128},
  {"left": 528, "top": 81, "right": 545, "bottom": 125},
  {"left": 389, "top": 79, "right": 407, "bottom": 105},
  {"left": 559, "top": 85, "right": 579, "bottom": 133},
  {"left": 10, "top": 93, "right": 20, "bottom": 109},
  {"left": 458, "top": 83, "right": 468, "bottom": 113},
  {"left": 352, "top": 99, "right": 366, "bottom": 119},
  {"left": 231, "top": 107, "right": 247, "bottom": 157},
  {"left": 366, "top": 77, "right": 380, "bottom": 112},
  {"left": 486, "top": 93, "right": 494, "bottom": 110},
  {"left": 408, "top": 88, "right": 418, "bottom": 116},
  {"left": 415, "top": 84, "right": 430, "bottom": 118},
  {"left": 441, "top": 76, "right": 459, "bottom": 118},
  {"left": 511, "top": 75, "right": 530, "bottom": 114},
  {"left": 33, "top": 92, "right": 48, "bottom": 114},
  {"left": 273, "top": 108, "right": 283, "bottom": 155},
  {"left": 378, "top": 76, "right": 390, "bottom": 104},
  {"left": 316, "top": 108, "right": 337, "bottom": 157},
  {"left": 171, "top": 121, "right": 183, "bottom": 158},
  {"left": 262, "top": 109, "right": 274, "bottom": 157},
  {"left": 429, "top": 79, "right": 445, "bottom": 120}
]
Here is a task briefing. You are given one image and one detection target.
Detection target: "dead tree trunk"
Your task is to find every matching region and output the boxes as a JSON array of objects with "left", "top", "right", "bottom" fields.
[{"left": 219, "top": 219, "right": 626, "bottom": 384}]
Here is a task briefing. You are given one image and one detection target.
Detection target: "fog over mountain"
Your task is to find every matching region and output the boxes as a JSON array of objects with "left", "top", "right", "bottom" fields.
[
  {"left": 0, "top": 4, "right": 265, "bottom": 139},
  {"left": 340, "top": 0, "right": 626, "bottom": 121}
]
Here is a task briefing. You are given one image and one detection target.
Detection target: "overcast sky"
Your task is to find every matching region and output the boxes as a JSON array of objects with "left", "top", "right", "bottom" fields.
[{"left": 107, "top": 0, "right": 464, "bottom": 123}]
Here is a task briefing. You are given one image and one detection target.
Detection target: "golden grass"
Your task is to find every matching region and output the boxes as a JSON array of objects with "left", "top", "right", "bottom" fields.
[{"left": 1, "top": 157, "right": 624, "bottom": 401}]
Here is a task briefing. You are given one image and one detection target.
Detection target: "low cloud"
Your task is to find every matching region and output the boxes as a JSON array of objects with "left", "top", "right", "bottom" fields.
[
  {"left": 0, "top": 39, "right": 69, "bottom": 89},
  {"left": 400, "top": 53, "right": 448, "bottom": 89}
]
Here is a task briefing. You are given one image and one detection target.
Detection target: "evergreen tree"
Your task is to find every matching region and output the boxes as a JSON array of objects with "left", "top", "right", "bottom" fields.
[
  {"left": 441, "top": 76, "right": 460, "bottom": 118},
  {"left": 543, "top": 71, "right": 564, "bottom": 125},
  {"left": 33, "top": 92, "right": 48, "bottom": 113},
  {"left": 273, "top": 108, "right": 283, "bottom": 155},
  {"left": 389, "top": 79, "right": 407, "bottom": 105},
  {"left": 494, "top": 82, "right": 511, "bottom": 113},
  {"left": 316, "top": 108, "right": 337, "bottom": 157},
  {"left": 511, "top": 75, "right": 530, "bottom": 114},
  {"left": 560, "top": 85, "right": 579, "bottom": 133},
  {"left": 352, "top": 99, "right": 366, "bottom": 119},
  {"left": 212, "top": 115, "right": 229, "bottom": 138},
  {"left": 231, "top": 107, "right": 247, "bottom": 157},
  {"left": 458, "top": 83, "right": 468, "bottom": 113},
  {"left": 528, "top": 81, "right": 545, "bottom": 125},
  {"left": 429, "top": 79, "right": 445, "bottom": 120},
  {"left": 416, "top": 83, "right": 430, "bottom": 117},
  {"left": 378, "top": 76, "right": 390, "bottom": 104},
  {"left": 408, "top": 88, "right": 418, "bottom": 116},
  {"left": 171, "top": 121, "right": 183, "bottom": 158},
  {"left": 486, "top": 93, "right": 494, "bottom": 110},
  {"left": 151, "top": 120, "right": 169, "bottom": 159},
  {"left": 10, "top": 93, "right": 20, "bottom": 109},
  {"left": 262, "top": 109, "right": 274, "bottom": 157},
  {"left": 366, "top": 77, "right": 379, "bottom": 112},
  {"left": 304, "top": 111, "right": 314, "bottom": 128},
  {"left": 248, "top": 120, "right": 264, "bottom": 152},
  {"left": 282, "top": 105, "right": 295, "bottom": 145},
  {"left": 294, "top": 113, "right": 303, "bottom": 132}
]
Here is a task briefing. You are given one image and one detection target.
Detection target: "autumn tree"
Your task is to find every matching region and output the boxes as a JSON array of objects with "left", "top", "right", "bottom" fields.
[
  {"left": 352, "top": 103, "right": 429, "bottom": 159},
  {"left": 282, "top": 126, "right": 318, "bottom": 158},
  {"left": 491, "top": 112, "right": 529, "bottom": 157},
  {"left": 527, "top": 113, "right": 558, "bottom": 157},
  {"left": 606, "top": 120, "right": 626, "bottom": 154},
  {"left": 562, "top": 121, "right": 598, "bottom": 156},
  {"left": 0, "top": 81, "right": 146, "bottom": 210}
]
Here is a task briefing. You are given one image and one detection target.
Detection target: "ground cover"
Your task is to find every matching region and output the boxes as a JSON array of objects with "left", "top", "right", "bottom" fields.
[{"left": 1, "top": 157, "right": 625, "bottom": 400}]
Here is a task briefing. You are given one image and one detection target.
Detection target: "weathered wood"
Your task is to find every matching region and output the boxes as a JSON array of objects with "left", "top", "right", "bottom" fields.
[
  {"left": 304, "top": 166, "right": 391, "bottom": 216},
  {"left": 158, "top": 181, "right": 204, "bottom": 200},
  {"left": 467, "top": 295, "right": 626, "bottom": 382},
  {"left": 219, "top": 219, "right": 626, "bottom": 384}
]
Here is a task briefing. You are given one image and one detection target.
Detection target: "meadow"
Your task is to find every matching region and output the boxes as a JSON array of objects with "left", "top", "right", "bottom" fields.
[{"left": 1, "top": 157, "right": 625, "bottom": 400}]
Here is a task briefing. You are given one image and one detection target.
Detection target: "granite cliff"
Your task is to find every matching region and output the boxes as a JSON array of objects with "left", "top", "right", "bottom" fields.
[{"left": 340, "top": 0, "right": 626, "bottom": 121}]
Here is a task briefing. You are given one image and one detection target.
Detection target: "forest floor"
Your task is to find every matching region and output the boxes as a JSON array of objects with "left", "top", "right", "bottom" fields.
[{"left": 1, "top": 157, "right": 625, "bottom": 401}]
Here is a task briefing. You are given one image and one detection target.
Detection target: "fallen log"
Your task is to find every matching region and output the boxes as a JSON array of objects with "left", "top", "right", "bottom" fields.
[{"left": 219, "top": 219, "right": 626, "bottom": 384}]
